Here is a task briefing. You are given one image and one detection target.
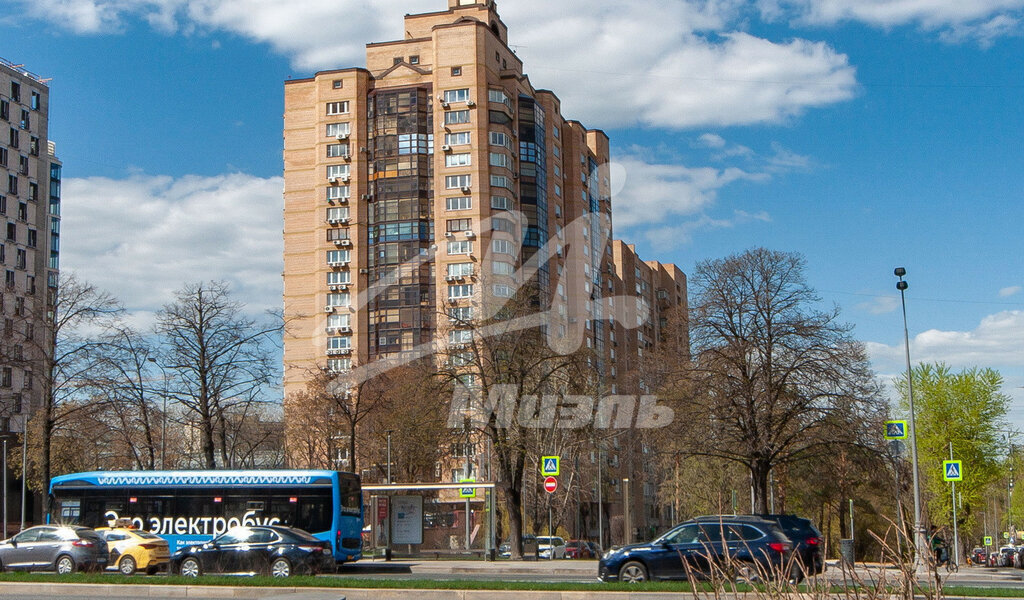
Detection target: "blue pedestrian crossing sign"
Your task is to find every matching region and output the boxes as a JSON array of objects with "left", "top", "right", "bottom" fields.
[
  {"left": 884, "top": 420, "right": 908, "bottom": 440},
  {"left": 541, "top": 456, "right": 560, "bottom": 477},
  {"left": 459, "top": 479, "right": 476, "bottom": 498},
  {"left": 943, "top": 460, "right": 963, "bottom": 482}
]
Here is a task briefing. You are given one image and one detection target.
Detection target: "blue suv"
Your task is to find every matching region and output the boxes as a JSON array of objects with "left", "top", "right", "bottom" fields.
[{"left": 599, "top": 515, "right": 794, "bottom": 583}]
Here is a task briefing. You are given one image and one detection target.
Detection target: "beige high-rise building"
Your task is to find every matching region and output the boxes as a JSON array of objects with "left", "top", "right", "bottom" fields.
[{"left": 1, "top": 58, "right": 60, "bottom": 441}]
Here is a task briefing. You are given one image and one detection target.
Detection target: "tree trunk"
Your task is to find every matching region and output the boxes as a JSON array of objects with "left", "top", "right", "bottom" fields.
[
  {"left": 504, "top": 481, "right": 525, "bottom": 559},
  {"left": 200, "top": 408, "right": 216, "bottom": 469},
  {"left": 750, "top": 459, "right": 771, "bottom": 514}
]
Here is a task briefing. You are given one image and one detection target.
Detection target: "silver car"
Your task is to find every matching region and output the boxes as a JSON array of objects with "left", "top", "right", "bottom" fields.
[{"left": 0, "top": 525, "right": 109, "bottom": 574}]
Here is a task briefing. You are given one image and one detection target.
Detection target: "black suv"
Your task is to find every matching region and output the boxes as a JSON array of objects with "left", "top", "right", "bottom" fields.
[
  {"left": 755, "top": 514, "right": 824, "bottom": 580},
  {"left": 599, "top": 515, "right": 794, "bottom": 583}
]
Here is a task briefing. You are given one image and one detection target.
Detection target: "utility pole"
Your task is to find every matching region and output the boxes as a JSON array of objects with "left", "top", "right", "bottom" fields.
[{"left": 950, "top": 442, "right": 960, "bottom": 565}]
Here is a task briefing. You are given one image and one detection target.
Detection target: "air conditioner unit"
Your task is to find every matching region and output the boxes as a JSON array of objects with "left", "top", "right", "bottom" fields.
[
  {"left": 339, "top": 217, "right": 350, "bottom": 224},
  {"left": 466, "top": 100, "right": 476, "bottom": 107},
  {"left": 360, "top": 194, "right": 372, "bottom": 201},
  {"left": 445, "top": 231, "right": 455, "bottom": 238},
  {"left": 340, "top": 175, "right": 351, "bottom": 183},
  {"left": 461, "top": 186, "right": 471, "bottom": 193},
  {"left": 358, "top": 268, "right": 369, "bottom": 274},
  {"left": 339, "top": 326, "right": 352, "bottom": 333},
  {"left": 328, "top": 261, "right": 342, "bottom": 267},
  {"left": 440, "top": 101, "right": 450, "bottom": 109},
  {"left": 327, "top": 348, "right": 351, "bottom": 356},
  {"left": 340, "top": 240, "right": 353, "bottom": 247},
  {"left": 328, "top": 218, "right": 342, "bottom": 225},
  {"left": 342, "top": 154, "right": 351, "bottom": 161},
  {"left": 336, "top": 132, "right": 349, "bottom": 140},
  {"left": 333, "top": 239, "right": 345, "bottom": 245},
  {"left": 328, "top": 177, "right": 338, "bottom": 184},
  {"left": 339, "top": 284, "right": 350, "bottom": 290},
  {"left": 325, "top": 306, "right": 335, "bottom": 313},
  {"left": 438, "top": 94, "right": 446, "bottom": 102},
  {"left": 445, "top": 275, "right": 458, "bottom": 282},
  {"left": 441, "top": 144, "right": 452, "bottom": 152},
  {"left": 329, "top": 285, "right": 340, "bottom": 291},
  {"left": 464, "top": 230, "right": 476, "bottom": 238}
]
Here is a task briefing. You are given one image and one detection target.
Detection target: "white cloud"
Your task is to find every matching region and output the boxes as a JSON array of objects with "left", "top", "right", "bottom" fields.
[
  {"left": 61, "top": 172, "right": 283, "bottom": 318},
  {"left": 698, "top": 134, "right": 728, "bottom": 149},
  {"left": 760, "top": 0, "right": 1024, "bottom": 43},
  {"left": 856, "top": 295, "right": 901, "bottom": 315},
  {"left": 12, "top": 0, "right": 858, "bottom": 130},
  {"left": 1000, "top": 285, "right": 1022, "bottom": 297},
  {"left": 866, "top": 310, "right": 1024, "bottom": 373}
]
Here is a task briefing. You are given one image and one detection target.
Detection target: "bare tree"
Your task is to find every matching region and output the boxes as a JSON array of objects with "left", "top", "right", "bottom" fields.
[
  {"left": 11, "top": 273, "right": 124, "bottom": 494},
  {"left": 683, "top": 248, "right": 883, "bottom": 513},
  {"left": 156, "top": 281, "right": 280, "bottom": 469}
]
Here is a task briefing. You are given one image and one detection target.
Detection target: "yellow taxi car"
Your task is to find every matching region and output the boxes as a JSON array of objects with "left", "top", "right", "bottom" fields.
[{"left": 96, "top": 526, "right": 170, "bottom": 575}]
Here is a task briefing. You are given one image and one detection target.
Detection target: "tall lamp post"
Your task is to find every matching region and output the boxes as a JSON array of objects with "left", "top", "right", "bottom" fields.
[{"left": 895, "top": 267, "right": 927, "bottom": 569}]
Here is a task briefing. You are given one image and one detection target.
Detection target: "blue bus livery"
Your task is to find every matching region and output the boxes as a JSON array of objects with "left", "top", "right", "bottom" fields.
[{"left": 49, "top": 470, "right": 363, "bottom": 564}]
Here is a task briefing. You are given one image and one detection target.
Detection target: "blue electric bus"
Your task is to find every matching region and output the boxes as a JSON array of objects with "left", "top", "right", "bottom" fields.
[{"left": 48, "top": 470, "right": 363, "bottom": 564}]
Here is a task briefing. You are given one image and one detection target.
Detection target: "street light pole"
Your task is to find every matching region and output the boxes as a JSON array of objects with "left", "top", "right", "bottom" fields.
[{"left": 895, "top": 267, "right": 927, "bottom": 569}]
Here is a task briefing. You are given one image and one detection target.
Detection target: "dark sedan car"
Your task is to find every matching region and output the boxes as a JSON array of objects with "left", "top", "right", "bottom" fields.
[
  {"left": 971, "top": 547, "right": 987, "bottom": 566},
  {"left": 170, "top": 525, "right": 333, "bottom": 577},
  {"left": 599, "top": 515, "right": 793, "bottom": 583},
  {"left": 0, "top": 525, "right": 109, "bottom": 574},
  {"left": 756, "top": 514, "right": 824, "bottom": 580}
]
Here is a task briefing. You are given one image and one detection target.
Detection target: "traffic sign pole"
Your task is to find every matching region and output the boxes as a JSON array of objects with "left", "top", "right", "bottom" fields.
[{"left": 950, "top": 443, "right": 960, "bottom": 566}]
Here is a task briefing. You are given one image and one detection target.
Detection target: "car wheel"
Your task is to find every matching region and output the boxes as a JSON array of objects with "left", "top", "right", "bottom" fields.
[
  {"left": 734, "top": 561, "right": 761, "bottom": 583},
  {"left": 179, "top": 557, "right": 201, "bottom": 577},
  {"left": 618, "top": 561, "right": 648, "bottom": 583},
  {"left": 270, "top": 557, "right": 292, "bottom": 578},
  {"left": 55, "top": 555, "right": 76, "bottom": 575},
  {"left": 118, "top": 555, "right": 137, "bottom": 576}
]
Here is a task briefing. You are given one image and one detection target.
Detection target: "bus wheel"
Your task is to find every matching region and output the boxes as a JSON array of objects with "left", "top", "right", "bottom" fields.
[{"left": 270, "top": 557, "right": 292, "bottom": 578}]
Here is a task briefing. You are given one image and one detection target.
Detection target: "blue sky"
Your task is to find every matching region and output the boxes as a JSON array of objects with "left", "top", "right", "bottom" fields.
[{"left": 3, "top": 0, "right": 1023, "bottom": 425}]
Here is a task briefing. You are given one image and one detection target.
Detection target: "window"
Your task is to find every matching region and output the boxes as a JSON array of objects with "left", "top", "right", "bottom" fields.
[
  {"left": 444, "top": 89, "right": 470, "bottom": 103},
  {"left": 0, "top": 100, "right": 7, "bottom": 121},
  {"left": 326, "top": 101, "right": 350, "bottom": 115},
  {"left": 489, "top": 131, "right": 510, "bottom": 148},
  {"left": 7, "top": 175, "right": 17, "bottom": 195},
  {"left": 0, "top": 367, "right": 10, "bottom": 388},
  {"left": 447, "top": 263, "right": 474, "bottom": 277},
  {"left": 444, "top": 132, "right": 471, "bottom": 146},
  {"left": 445, "top": 174, "right": 471, "bottom": 189},
  {"left": 492, "top": 217, "right": 514, "bottom": 233},
  {"left": 554, "top": 184, "right": 562, "bottom": 197},
  {"left": 326, "top": 228, "right": 350, "bottom": 241},
  {"left": 449, "top": 329, "right": 473, "bottom": 344},
  {"left": 492, "top": 239, "right": 515, "bottom": 255},
  {"left": 491, "top": 195, "right": 511, "bottom": 210},
  {"left": 489, "top": 152, "right": 510, "bottom": 168},
  {"left": 488, "top": 89, "right": 511, "bottom": 108},
  {"left": 409, "top": 55, "right": 420, "bottom": 65},
  {"left": 447, "top": 241, "right": 472, "bottom": 255},
  {"left": 448, "top": 306, "right": 473, "bottom": 321},
  {"left": 446, "top": 218, "right": 471, "bottom": 232},
  {"left": 18, "top": 202, "right": 27, "bottom": 220},
  {"left": 492, "top": 261, "right": 515, "bottom": 276},
  {"left": 327, "top": 271, "right": 351, "bottom": 285},
  {"left": 326, "top": 206, "right": 349, "bottom": 222},
  {"left": 326, "top": 164, "right": 351, "bottom": 179},
  {"left": 328, "top": 336, "right": 352, "bottom": 350},
  {"left": 327, "top": 357, "right": 352, "bottom": 372},
  {"left": 326, "top": 123, "right": 351, "bottom": 137},
  {"left": 16, "top": 249, "right": 26, "bottom": 269},
  {"left": 327, "top": 143, "right": 349, "bottom": 158},
  {"left": 446, "top": 197, "right": 472, "bottom": 211},
  {"left": 332, "top": 80, "right": 344, "bottom": 89},
  {"left": 3, "top": 269, "right": 12, "bottom": 286},
  {"left": 393, "top": 57, "right": 403, "bottom": 65},
  {"left": 445, "top": 153, "right": 471, "bottom": 167},
  {"left": 493, "top": 284, "right": 514, "bottom": 298},
  {"left": 327, "top": 186, "right": 350, "bottom": 200},
  {"left": 29, "top": 137, "right": 38, "bottom": 156},
  {"left": 451, "top": 66, "right": 462, "bottom": 76},
  {"left": 28, "top": 182, "right": 38, "bottom": 201},
  {"left": 10, "top": 82, "right": 20, "bottom": 102},
  {"left": 18, "top": 155, "right": 28, "bottom": 175},
  {"left": 6, "top": 222, "right": 15, "bottom": 241},
  {"left": 326, "top": 292, "right": 350, "bottom": 307},
  {"left": 9, "top": 127, "right": 18, "bottom": 148},
  {"left": 553, "top": 145, "right": 561, "bottom": 158},
  {"left": 327, "top": 249, "right": 350, "bottom": 264},
  {"left": 444, "top": 110, "right": 471, "bottom": 125},
  {"left": 490, "top": 175, "right": 512, "bottom": 189},
  {"left": 20, "top": 110, "right": 29, "bottom": 130},
  {"left": 448, "top": 284, "right": 474, "bottom": 300},
  {"left": 0, "top": 148, "right": 6, "bottom": 167}
]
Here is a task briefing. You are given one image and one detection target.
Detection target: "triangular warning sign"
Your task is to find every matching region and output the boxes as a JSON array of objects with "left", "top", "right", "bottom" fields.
[{"left": 946, "top": 462, "right": 960, "bottom": 479}]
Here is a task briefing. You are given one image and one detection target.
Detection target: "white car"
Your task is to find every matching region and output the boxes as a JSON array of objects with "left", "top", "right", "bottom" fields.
[{"left": 536, "top": 536, "right": 567, "bottom": 559}]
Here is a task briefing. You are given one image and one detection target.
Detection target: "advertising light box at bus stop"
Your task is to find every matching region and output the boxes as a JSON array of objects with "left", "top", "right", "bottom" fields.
[{"left": 391, "top": 496, "right": 423, "bottom": 545}]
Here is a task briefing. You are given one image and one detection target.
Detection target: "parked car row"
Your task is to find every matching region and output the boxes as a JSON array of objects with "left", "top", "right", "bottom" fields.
[
  {"left": 0, "top": 524, "right": 328, "bottom": 577},
  {"left": 599, "top": 514, "right": 825, "bottom": 584},
  {"left": 498, "top": 535, "right": 602, "bottom": 559},
  {"left": 977, "top": 544, "right": 1024, "bottom": 568}
]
